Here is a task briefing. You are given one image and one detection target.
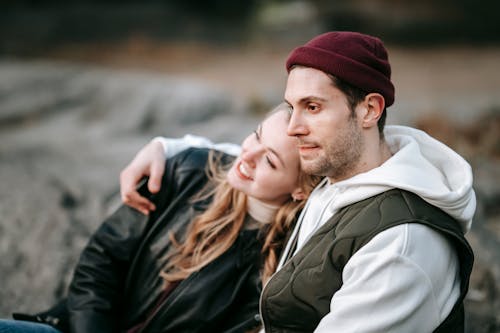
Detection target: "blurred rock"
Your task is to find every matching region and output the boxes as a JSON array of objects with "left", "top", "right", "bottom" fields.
[
  {"left": 0, "top": 59, "right": 498, "bottom": 332},
  {"left": 416, "top": 112, "right": 500, "bottom": 332},
  {"left": 0, "top": 59, "right": 260, "bottom": 317}
]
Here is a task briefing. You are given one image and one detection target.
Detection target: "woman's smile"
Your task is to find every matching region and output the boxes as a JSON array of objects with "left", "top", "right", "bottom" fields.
[{"left": 236, "top": 161, "right": 253, "bottom": 180}]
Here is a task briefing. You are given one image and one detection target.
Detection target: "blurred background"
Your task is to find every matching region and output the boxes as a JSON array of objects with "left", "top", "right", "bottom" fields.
[{"left": 1, "top": 0, "right": 499, "bottom": 332}]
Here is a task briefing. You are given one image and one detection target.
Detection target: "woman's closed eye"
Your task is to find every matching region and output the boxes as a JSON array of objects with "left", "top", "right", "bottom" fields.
[
  {"left": 255, "top": 125, "right": 280, "bottom": 169},
  {"left": 266, "top": 156, "right": 276, "bottom": 169}
]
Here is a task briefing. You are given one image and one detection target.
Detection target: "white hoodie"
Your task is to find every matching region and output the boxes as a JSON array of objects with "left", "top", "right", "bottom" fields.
[{"left": 156, "top": 125, "right": 476, "bottom": 333}]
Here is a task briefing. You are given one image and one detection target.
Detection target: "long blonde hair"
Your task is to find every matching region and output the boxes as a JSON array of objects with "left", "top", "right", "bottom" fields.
[
  {"left": 260, "top": 170, "right": 320, "bottom": 284},
  {"left": 160, "top": 152, "right": 247, "bottom": 283},
  {"left": 161, "top": 107, "right": 321, "bottom": 285}
]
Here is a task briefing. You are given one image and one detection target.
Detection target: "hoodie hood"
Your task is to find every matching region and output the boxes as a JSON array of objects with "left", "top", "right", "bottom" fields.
[{"left": 329, "top": 125, "right": 475, "bottom": 234}]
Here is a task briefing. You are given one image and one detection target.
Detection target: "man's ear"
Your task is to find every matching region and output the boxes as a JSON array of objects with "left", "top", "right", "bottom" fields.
[
  {"left": 291, "top": 188, "right": 306, "bottom": 202},
  {"left": 360, "top": 93, "right": 385, "bottom": 128}
]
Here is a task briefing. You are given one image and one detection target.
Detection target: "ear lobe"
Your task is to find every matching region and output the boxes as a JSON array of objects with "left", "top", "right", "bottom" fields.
[
  {"left": 362, "top": 94, "right": 385, "bottom": 128},
  {"left": 291, "top": 188, "right": 307, "bottom": 202}
]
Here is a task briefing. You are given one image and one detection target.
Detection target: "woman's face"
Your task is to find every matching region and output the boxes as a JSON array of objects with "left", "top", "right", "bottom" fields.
[{"left": 227, "top": 110, "right": 302, "bottom": 206}]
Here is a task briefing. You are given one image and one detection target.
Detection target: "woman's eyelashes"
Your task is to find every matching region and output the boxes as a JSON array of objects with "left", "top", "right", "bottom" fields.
[
  {"left": 266, "top": 156, "right": 276, "bottom": 169},
  {"left": 253, "top": 129, "right": 277, "bottom": 169}
]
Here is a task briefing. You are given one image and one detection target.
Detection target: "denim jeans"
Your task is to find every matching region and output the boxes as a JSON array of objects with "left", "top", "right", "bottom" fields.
[{"left": 0, "top": 320, "right": 62, "bottom": 333}]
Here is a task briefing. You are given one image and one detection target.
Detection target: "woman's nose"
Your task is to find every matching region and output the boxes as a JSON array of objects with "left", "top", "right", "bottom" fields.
[{"left": 241, "top": 145, "right": 264, "bottom": 167}]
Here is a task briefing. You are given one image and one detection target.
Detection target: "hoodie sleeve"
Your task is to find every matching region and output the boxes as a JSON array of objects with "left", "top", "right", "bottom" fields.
[
  {"left": 314, "top": 223, "right": 460, "bottom": 333},
  {"left": 152, "top": 134, "right": 241, "bottom": 158}
]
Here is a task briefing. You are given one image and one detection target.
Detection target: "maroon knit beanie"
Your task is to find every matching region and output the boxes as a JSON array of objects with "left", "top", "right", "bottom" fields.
[{"left": 286, "top": 31, "right": 395, "bottom": 107}]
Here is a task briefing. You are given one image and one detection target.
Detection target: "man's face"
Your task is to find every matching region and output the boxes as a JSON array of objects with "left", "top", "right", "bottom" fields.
[{"left": 284, "top": 67, "right": 364, "bottom": 181}]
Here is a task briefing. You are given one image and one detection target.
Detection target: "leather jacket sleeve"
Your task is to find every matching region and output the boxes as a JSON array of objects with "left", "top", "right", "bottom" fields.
[
  {"left": 67, "top": 184, "right": 152, "bottom": 332},
  {"left": 67, "top": 148, "right": 214, "bottom": 333}
]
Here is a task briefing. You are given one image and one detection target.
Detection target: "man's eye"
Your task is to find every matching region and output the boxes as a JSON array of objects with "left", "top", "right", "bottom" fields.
[
  {"left": 254, "top": 130, "right": 260, "bottom": 140},
  {"left": 308, "top": 104, "right": 319, "bottom": 112}
]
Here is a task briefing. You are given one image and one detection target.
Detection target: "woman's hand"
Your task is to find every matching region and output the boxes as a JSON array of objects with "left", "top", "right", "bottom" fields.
[{"left": 120, "top": 140, "right": 166, "bottom": 215}]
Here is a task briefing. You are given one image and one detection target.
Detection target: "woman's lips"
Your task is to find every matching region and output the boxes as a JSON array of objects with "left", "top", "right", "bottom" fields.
[{"left": 236, "top": 161, "right": 253, "bottom": 180}]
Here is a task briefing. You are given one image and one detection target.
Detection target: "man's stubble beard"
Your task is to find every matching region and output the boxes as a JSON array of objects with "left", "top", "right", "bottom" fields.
[{"left": 301, "top": 117, "right": 363, "bottom": 181}]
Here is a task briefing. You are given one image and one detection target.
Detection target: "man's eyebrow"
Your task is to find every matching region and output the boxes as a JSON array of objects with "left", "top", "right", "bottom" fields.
[
  {"left": 296, "top": 96, "right": 329, "bottom": 104},
  {"left": 259, "top": 124, "right": 285, "bottom": 167},
  {"left": 284, "top": 95, "right": 328, "bottom": 105}
]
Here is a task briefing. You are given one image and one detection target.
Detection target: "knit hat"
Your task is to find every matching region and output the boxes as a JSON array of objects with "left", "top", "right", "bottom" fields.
[{"left": 286, "top": 31, "right": 395, "bottom": 107}]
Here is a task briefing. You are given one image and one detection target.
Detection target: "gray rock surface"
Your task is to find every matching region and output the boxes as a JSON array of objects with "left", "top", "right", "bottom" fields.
[
  {"left": 0, "top": 59, "right": 498, "bottom": 332},
  {"left": 0, "top": 59, "right": 260, "bottom": 316}
]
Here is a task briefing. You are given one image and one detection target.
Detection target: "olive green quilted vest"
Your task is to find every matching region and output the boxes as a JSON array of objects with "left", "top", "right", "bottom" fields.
[{"left": 260, "top": 189, "right": 474, "bottom": 333}]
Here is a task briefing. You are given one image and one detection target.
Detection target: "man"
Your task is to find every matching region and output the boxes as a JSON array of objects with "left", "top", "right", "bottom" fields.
[{"left": 121, "top": 32, "right": 475, "bottom": 332}]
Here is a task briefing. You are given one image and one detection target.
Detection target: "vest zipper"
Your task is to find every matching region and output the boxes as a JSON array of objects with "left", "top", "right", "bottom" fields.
[
  {"left": 259, "top": 261, "right": 276, "bottom": 332},
  {"left": 259, "top": 240, "right": 302, "bottom": 332},
  {"left": 259, "top": 179, "right": 338, "bottom": 332}
]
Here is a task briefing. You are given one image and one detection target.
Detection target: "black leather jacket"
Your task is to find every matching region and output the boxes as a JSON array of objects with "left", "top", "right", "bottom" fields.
[{"left": 16, "top": 148, "right": 263, "bottom": 333}]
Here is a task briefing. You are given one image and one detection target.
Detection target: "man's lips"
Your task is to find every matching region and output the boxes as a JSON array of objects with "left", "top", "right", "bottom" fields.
[{"left": 297, "top": 142, "right": 320, "bottom": 152}]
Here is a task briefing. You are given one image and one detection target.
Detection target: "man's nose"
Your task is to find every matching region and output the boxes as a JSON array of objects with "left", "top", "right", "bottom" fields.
[{"left": 287, "top": 110, "right": 309, "bottom": 137}]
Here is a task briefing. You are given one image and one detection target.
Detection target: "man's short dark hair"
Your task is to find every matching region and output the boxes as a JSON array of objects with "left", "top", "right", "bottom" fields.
[{"left": 329, "top": 75, "right": 387, "bottom": 136}]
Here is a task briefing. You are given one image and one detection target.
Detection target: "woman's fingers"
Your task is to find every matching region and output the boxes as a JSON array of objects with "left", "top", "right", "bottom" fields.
[
  {"left": 147, "top": 149, "right": 166, "bottom": 194},
  {"left": 119, "top": 140, "right": 166, "bottom": 214}
]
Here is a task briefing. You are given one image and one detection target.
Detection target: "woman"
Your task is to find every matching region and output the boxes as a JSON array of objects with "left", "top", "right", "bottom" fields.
[{"left": 2, "top": 105, "right": 319, "bottom": 333}]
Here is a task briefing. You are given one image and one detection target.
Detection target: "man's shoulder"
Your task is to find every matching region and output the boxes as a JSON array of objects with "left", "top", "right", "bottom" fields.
[
  {"left": 374, "top": 189, "right": 461, "bottom": 233},
  {"left": 335, "top": 189, "right": 458, "bottom": 238},
  {"left": 347, "top": 189, "right": 447, "bottom": 220}
]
